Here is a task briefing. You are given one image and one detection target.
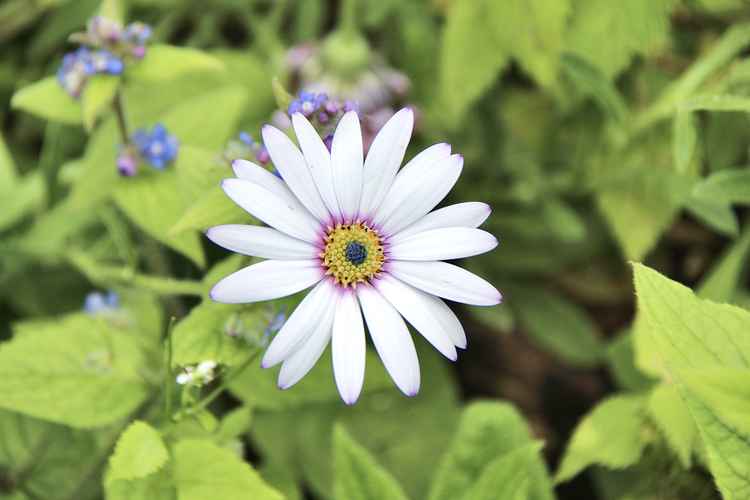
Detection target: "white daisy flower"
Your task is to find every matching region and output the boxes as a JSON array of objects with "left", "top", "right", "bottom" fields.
[{"left": 207, "top": 108, "right": 501, "bottom": 404}]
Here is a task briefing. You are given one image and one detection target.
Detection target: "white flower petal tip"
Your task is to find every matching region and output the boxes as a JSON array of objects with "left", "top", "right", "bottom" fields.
[{"left": 389, "top": 227, "right": 498, "bottom": 261}]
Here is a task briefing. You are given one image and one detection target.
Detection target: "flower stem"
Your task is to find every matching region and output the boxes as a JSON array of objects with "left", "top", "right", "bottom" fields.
[
  {"left": 163, "top": 316, "right": 176, "bottom": 420},
  {"left": 112, "top": 90, "right": 130, "bottom": 144},
  {"left": 339, "top": 0, "right": 359, "bottom": 38}
]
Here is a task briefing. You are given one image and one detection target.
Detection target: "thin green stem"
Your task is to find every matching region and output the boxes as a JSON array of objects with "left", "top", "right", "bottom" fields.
[
  {"left": 339, "top": 0, "right": 359, "bottom": 38},
  {"left": 112, "top": 90, "right": 130, "bottom": 145},
  {"left": 163, "top": 316, "right": 177, "bottom": 421}
]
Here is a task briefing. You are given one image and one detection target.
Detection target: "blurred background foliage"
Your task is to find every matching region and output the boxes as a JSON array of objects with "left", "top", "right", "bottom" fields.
[{"left": 1, "top": 0, "right": 750, "bottom": 499}]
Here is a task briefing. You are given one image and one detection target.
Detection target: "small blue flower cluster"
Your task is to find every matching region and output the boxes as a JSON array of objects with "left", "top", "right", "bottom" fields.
[
  {"left": 132, "top": 124, "right": 180, "bottom": 170},
  {"left": 287, "top": 91, "right": 358, "bottom": 125},
  {"left": 58, "top": 16, "right": 152, "bottom": 98},
  {"left": 84, "top": 290, "right": 119, "bottom": 315},
  {"left": 57, "top": 47, "right": 124, "bottom": 98},
  {"left": 117, "top": 123, "right": 179, "bottom": 177}
]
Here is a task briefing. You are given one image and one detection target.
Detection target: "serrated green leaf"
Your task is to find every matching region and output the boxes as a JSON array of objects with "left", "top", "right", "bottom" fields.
[
  {"left": 555, "top": 394, "right": 648, "bottom": 483},
  {"left": 173, "top": 439, "right": 283, "bottom": 500},
  {"left": 566, "top": 0, "right": 676, "bottom": 79},
  {"left": 463, "top": 444, "right": 542, "bottom": 500},
  {"left": 428, "top": 401, "right": 553, "bottom": 500},
  {"left": 647, "top": 383, "right": 698, "bottom": 468},
  {"left": 11, "top": 76, "right": 82, "bottom": 124},
  {"left": 129, "top": 45, "right": 225, "bottom": 83},
  {"left": 108, "top": 421, "right": 168, "bottom": 482},
  {"left": 82, "top": 74, "right": 120, "bottom": 131},
  {"left": 0, "top": 313, "right": 151, "bottom": 428},
  {"left": 333, "top": 424, "right": 410, "bottom": 500},
  {"left": 681, "top": 368, "right": 750, "bottom": 437},
  {"left": 633, "top": 263, "right": 750, "bottom": 499}
]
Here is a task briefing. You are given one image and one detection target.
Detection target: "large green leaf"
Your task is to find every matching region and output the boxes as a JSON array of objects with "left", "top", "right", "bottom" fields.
[
  {"left": 428, "top": 401, "right": 553, "bottom": 500},
  {"left": 646, "top": 383, "right": 698, "bottom": 468},
  {"left": 128, "top": 45, "right": 225, "bottom": 83},
  {"left": 11, "top": 76, "right": 82, "bottom": 124},
  {"left": 333, "top": 425, "right": 410, "bottom": 500},
  {"left": 82, "top": 74, "right": 120, "bottom": 131},
  {"left": 0, "top": 313, "right": 152, "bottom": 428},
  {"left": 463, "top": 444, "right": 541, "bottom": 500}
]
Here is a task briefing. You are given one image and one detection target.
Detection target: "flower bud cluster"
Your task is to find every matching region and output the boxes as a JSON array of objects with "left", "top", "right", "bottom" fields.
[{"left": 117, "top": 123, "right": 179, "bottom": 176}]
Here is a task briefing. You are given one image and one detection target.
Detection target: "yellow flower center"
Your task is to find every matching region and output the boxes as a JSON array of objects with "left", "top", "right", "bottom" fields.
[{"left": 321, "top": 222, "right": 385, "bottom": 287}]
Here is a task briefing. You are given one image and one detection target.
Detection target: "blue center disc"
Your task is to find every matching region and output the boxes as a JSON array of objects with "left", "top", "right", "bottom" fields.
[{"left": 345, "top": 241, "right": 367, "bottom": 266}]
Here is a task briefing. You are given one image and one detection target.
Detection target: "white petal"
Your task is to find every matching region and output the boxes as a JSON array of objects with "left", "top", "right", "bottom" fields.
[
  {"left": 373, "top": 274, "right": 457, "bottom": 361},
  {"left": 331, "top": 111, "right": 364, "bottom": 223},
  {"left": 401, "top": 142, "right": 451, "bottom": 171},
  {"left": 232, "top": 159, "right": 292, "bottom": 200},
  {"left": 387, "top": 260, "right": 502, "bottom": 306},
  {"left": 374, "top": 154, "right": 463, "bottom": 236},
  {"left": 262, "top": 125, "right": 331, "bottom": 223},
  {"left": 262, "top": 279, "right": 335, "bottom": 367},
  {"left": 357, "top": 284, "right": 420, "bottom": 396},
  {"left": 392, "top": 202, "right": 491, "bottom": 240},
  {"left": 358, "top": 108, "right": 414, "bottom": 218},
  {"left": 222, "top": 178, "right": 321, "bottom": 243},
  {"left": 206, "top": 225, "right": 319, "bottom": 260},
  {"left": 292, "top": 113, "right": 341, "bottom": 222},
  {"left": 210, "top": 259, "right": 322, "bottom": 304},
  {"left": 429, "top": 297, "right": 467, "bottom": 349},
  {"left": 277, "top": 296, "right": 336, "bottom": 389},
  {"left": 388, "top": 227, "right": 498, "bottom": 261},
  {"left": 332, "top": 291, "right": 366, "bottom": 404}
]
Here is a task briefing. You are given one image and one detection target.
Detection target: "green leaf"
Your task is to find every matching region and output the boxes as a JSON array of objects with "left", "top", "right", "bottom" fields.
[
  {"left": 682, "top": 93, "right": 750, "bottom": 112},
  {"left": 439, "top": 0, "right": 509, "bottom": 124},
  {"left": 11, "top": 76, "right": 82, "bottom": 124},
  {"left": 170, "top": 187, "right": 251, "bottom": 235},
  {"left": 215, "top": 405, "right": 253, "bottom": 444},
  {"left": 555, "top": 394, "right": 648, "bottom": 483},
  {"left": 633, "top": 263, "right": 750, "bottom": 499},
  {"left": 333, "top": 424, "right": 410, "bottom": 500},
  {"left": 606, "top": 331, "right": 655, "bottom": 391},
  {"left": 0, "top": 313, "right": 152, "bottom": 428},
  {"left": 0, "top": 131, "right": 17, "bottom": 187},
  {"left": 463, "top": 444, "right": 542, "bottom": 500},
  {"left": 692, "top": 168, "right": 750, "bottom": 205},
  {"left": 697, "top": 225, "right": 750, "bottom": 302},
  {"left": 428, "top": 401, "right": 553, "bottom": 500},
  {"left": 565, "top": 0, "right": 676, "bottom": 79},
  {"left": 561, "top": 52, "right": 628, "bottom": 125},
  {"left": 82, "top": 74, "right": 120, "bottom": 131},
  {"left": 129, "top": 45, "right": 225, "bottom": 83},
  {"left": 98, "top": 0, "right": 124, "bottom": 22},
  {"left": 108, "top": 421, "right": 169, "bottom": 481},
  {"left": 673, "top": 109, "right": 698, "bottom": 174},
  {"left": 0, "top": 172, "right": 45, "bottom": 231},
  {"left": 173, "top": 439, "right": 283, "bottom": 500},
  {"left": 685, "top": 195, "right": 739, "bottom": 237},
  {"left": 514, "top": 289, "right": 605, "bottom": 367},
  {"left": 647, "top": 383, "right": 698, "bottom": 468},
  {"left": 114, "top": 169, "right": 205, "bottom": 267},
  {"left": 106, "top": 467, "right": 175, "bottom": 500}
]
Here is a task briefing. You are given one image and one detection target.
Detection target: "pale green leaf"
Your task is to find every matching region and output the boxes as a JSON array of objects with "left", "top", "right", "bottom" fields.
[
  {"left": 106, "top": 467, "right": 175, "bottom": 500},
  {"left": 173, "top": 439, "right": 283, "bottom": 500},
  {"left": 681, "top": 368, "right": 750, "bottom": 438},
  {"left": 693, "top": 168, "right": 750, "bottom": 205},
  {"left": 129, "top": 45, "right": 225, "bottom": 83},
  {"left": 697, "top": 225, "right": 750, "bottom": 302},
  {"left": 514, "top": 289, "right": 604, "bottom": 366},
  {"left": 82, "top": 74, "right": 120, "bottom": 131},
  {"left": 555, "top": 394, "right": 648, "bottom": 483},
  {"left": 108, "top": 421, "right": 169, "bottom": 481},
  {"left": 566, "top": 0, "right": 676, "bottom": 79},
  {"left": 0, "top": 313, "right": 152, "bottom": 428},
  {"left": 428, "top": 401, "right": 553, "bottom": 500},
  {"left": 11, "top": 76, "right": 82, "bottom": 124},
  {"left": 463, "top": 444, "right": 542, "bottom": 500},
  {"left": 686, "top": 195, "right": 739, "bottom": 237},
  {"left": 647, "top": 383, "right": 698, "bottom": 468},
  {"left": 333, "top": 424, "right": 410, "bottom": 500},
  {"left": 439, "top": 0, "right": 509, "bottom": 124}
]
